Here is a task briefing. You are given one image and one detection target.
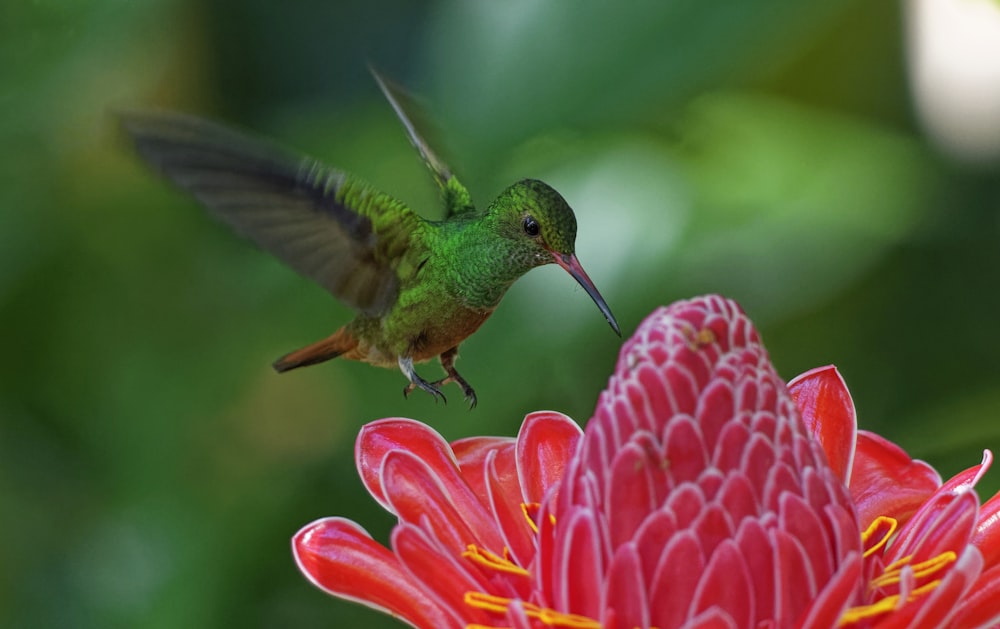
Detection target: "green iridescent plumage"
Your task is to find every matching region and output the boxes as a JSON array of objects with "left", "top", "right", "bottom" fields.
[{"left": 121, "top": 69, "right": 619, "bottom": 407}]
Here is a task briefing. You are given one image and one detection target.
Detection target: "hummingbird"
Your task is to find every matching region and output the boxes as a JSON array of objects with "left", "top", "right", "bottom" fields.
[{"left": 120, "top": 70, "right": 620, "bottom": 408}]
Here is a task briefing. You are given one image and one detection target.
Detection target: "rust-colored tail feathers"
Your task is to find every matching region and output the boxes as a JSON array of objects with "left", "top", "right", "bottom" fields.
[{"left": 272, "top": 327, "right": 358, "bottom": 373}]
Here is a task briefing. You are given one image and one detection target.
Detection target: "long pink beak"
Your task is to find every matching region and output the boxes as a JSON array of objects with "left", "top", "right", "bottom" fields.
[{"left": 554, "top": 253, "right": 621, "bottom": 336}]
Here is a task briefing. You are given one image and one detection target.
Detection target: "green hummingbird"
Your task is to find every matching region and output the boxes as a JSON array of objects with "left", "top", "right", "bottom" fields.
[{"left": 121, "top": 70, "right": 619, "bottom": 407}]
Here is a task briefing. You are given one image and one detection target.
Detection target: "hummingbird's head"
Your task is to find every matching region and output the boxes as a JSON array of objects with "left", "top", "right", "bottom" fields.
[
  {"left": 493, "top": 178, "right": 578, "bottom": 262},
  {"left": 491, "top": 178, "right": 620, "bottom": 336}
]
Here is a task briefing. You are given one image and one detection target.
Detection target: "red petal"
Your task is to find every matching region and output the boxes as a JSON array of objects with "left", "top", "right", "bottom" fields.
[
  {"left": 886, "top": 487, "right": 978, "bottom": 564},
  {"left": 602, "top": 543, "right": 649, "bottom": 629},
  {"left": 607, "top": 435, "right": 667, "bottom": 548},
  {"left": 973, "top": 487, "right": 1000, "bottom": 569},
  {"left": 763, "top": 462, "right": 801, "bottom": 515},
  {"left": 451, "top": 435, "right": 533, "bottom": 563},
  {"left": 649, "top": 531, "right": 707, "bottom": 628},
  {"left": 849, "top": 430, "right": 941, "bottom": 529},
  {"left": 451, "top": 435, "right": 515, "bottom": 511},
  {"left": 938, "top": 450, "right": 997, "bottom": 559},
  {"left": 949, "top": 562, "right": 1000, "bottom": 628},
  {"left": 533, "top": 497, "right": 559, "bottom": 607},
  {"left": 697, "top": 377, "right": 736, "bottom": 453},
  {"left": 876, "top": 546, "right": 982, "bottom": 629},
  {"left": 691, "top": 539, "right": 754, "bottom": 628},
  {"left": 517, "top": 410, "right": 582, "bottom": 505},
  {"left": 692, "top": 503, "right": 736, "bottom": 558},
  {"left": 712, "top": 419, "right": 753, "bottom": 476},
  {"left": 633, "top": 510, "right": 678, "bottom": 587},
  {"left": 735, "top": 519, "right": 777, "bottom": 621},
  {"left": 788, "top": 366, "right": 857, "bottom": 484},
  {"left": 381, "top": 450, "right": 505, "bottom": 554},
  {"left": 664, "top": 415, "right": 710, "bottom": 487},
  {"left": 940, "top": 449, "right": 992, "bottom": 494},
  {"left": 550, "top": 507, "right": 605, "bottom": 619},
  {"left": 485, "top": 450, "right": 536, "bottom": 567},
  {"left": 741, "top": 434, "right": 778, "bottom": 503},
  {"left": 292, "top": 517, "right": 457, "bottom": 629},
  {"left": 716, "top": 473, "right": 760, "bottom": 525},
  {"left": 684, "top": 608, "right": 738, "bottom": 629},
  {"left": 774, "top": 529, "right": 818, "bottom": 625},
  {"left": 797, "top": 551, "right": 862, "bottom": 629},
  {"left": 665, "top": 483, "right": 708, "bottom": 530},
  {"left": 505, "top": 600, "right": 534, "bottom": 629},
  {"left": 778, "top": 491, "right": 834, "bottom": 584},
  {"left": 391, "top": 524, "right": 493, "bottom": 627},
  {"left": 451, "top": 435, "right": 513, "bottom": 466},
  {"left": 355, "top": 419, "right": 458, "bottom": 513}
]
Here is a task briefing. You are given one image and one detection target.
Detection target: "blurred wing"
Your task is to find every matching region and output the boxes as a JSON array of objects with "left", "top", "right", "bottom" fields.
[
  {"left": 120, "top": 110, "right": 423, "bottom": 316},
  {"left": 369, "top": 66, "right": 477, "bottom": 219}
]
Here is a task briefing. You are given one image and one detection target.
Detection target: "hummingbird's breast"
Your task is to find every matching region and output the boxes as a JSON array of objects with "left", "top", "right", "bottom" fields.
[
  {"left": 346, "top": 226, "right": 523, "bottom": 365},
  {"left": 406, "top": 304, "right": 493, "bottom": 362},
  {"left": 395, "top": 270, "right": 496, "bottom": 362},
  {"left": 346, "top": 271, "right": 496, "bottom": 367}
]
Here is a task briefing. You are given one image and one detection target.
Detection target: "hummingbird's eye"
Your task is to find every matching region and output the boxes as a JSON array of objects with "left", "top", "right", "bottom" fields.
[{"left": 522, "top": 216, "right": 540, "bottom": 237}]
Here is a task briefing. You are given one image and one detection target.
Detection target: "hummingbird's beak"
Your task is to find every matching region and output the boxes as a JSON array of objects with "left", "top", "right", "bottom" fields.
[{"left": 554, "top": 253, "right": 621, "bottom": 336}]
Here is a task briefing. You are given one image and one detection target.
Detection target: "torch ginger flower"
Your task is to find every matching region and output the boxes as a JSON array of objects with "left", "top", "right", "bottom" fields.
[{"left": 293, "top": 295, "right": 1000, "bottom": 628}]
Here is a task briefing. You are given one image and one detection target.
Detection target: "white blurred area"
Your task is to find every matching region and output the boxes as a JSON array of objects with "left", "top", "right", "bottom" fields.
[{"left": 907, "top": 0, "right": 1000, "bottom": 164}]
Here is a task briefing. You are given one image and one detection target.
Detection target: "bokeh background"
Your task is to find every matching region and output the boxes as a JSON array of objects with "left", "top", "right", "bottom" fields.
[{"left": 5, "top": 0, "right": 1000, "bottom": 626}]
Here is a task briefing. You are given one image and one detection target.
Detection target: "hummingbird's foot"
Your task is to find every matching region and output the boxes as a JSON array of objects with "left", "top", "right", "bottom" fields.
[
  {"left": 398, "top": 356, "right": 447, "bottom": 403},
  {"left": 402, "top": 379, "right": 447, "bottom": 403},
  {"left": 437, "top": 347, "right": 477, "bottom": 409},
  {"left": 429, "top": 375, "right": 476, "bottom": 409}
]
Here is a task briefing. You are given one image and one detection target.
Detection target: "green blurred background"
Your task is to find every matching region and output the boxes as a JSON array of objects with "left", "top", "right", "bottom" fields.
[{"left": 4, "top": 0, "right": 1000, "bottom": 626}]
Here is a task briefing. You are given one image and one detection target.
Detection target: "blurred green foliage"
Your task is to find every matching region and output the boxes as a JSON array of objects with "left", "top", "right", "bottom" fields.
[{"left": 3, "top": 0, "right": 1000, "bottom": 627}]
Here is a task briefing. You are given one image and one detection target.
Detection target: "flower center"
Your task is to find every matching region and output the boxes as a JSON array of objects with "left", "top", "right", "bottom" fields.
[
  {"left": 839, "top": 516, "right": 958, "bottom": 625},
  {"left": 463, "top": 504, "right": 603, "bottom": 628},
  {"left": 464, "top": 592, "right": 602, "bottom": 629},
  {"left": 462, "top": 545, "right": 530, "bottom": 578}
]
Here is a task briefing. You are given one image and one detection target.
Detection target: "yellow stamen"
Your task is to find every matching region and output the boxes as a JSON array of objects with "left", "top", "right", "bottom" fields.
[
  {"left": 869, "top": 551, "right": 956, "bottom": 590},
  {"left": 839, "top": 579, "right": 943, "bottom": 624},
  {"left": 464, "top": 592, "right": 602, "bottom": 628},
  {"left": 683, "top": 326, "right": 717, "bottom": 351},
  {"left": 522, "top": 503, "right": 540, "bottom": 534},
  {"left": 838, "top": 523, "right": 958, "bottom": 628},
  {"left": 462, "top": 545, "right": 530, "bottom": 577},
  {"left": 695, "top": 328, "right": 716, "bottom": 346},
  {"left": 521, "top": 502, "right": 555, "bottom": 535},
  {"left": 860, "top": 516, "right": 897, "bottom": 558}
]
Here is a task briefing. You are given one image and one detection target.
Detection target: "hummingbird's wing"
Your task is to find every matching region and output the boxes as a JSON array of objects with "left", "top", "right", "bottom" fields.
[
  {"left": 120, "top": 110, "right": 423, "bottom": 317},
  {"left": 369, "top": 67, "right": 478, "bottom": 220}
]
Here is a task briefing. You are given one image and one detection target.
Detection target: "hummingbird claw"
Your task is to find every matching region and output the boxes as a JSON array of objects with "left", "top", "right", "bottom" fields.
[
  {"left": 397, "top": 352, "right": 476, "bottom": 407},
  {"left": 438, "top": 347, "right": 477, "bottom": 410},
  {"left": 463, "top": 388, "right": 478, "bottom": 410},
  {"left": 426, "top": 377, "right": 476, "bottom": 409},
  {"left": 398, "top": 356, "right": 447, "bottom": 403},
  {"left": 402, "top": 381, "right": 447, "bottom": 404}
]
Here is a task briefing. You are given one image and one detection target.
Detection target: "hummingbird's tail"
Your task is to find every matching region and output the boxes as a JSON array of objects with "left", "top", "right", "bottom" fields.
[{"left": 272, "top": 327, "right": 358, "bottom": 373}]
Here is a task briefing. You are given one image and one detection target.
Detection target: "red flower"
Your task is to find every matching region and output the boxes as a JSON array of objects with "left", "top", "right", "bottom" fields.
[
  {"left": 294, "top": 295, "right": 1000, "bottom": 628},
  {"left": 790, "top": 366, "right": 1000, "bottom": 627},
  {"left": 293, "top": 411, "right": 582, "bottom": 629}
]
